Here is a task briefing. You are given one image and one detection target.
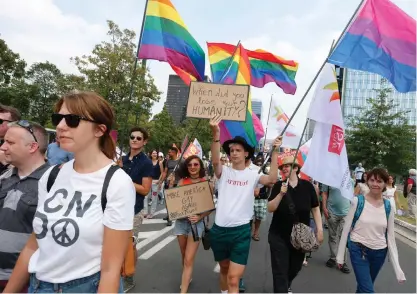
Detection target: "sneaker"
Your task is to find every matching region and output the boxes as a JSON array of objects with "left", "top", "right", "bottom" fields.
[
  {"left": 326, "top": 258, "right": 336, "bottom": 268},
  {"left": 288, "top": 287, "right": 293, "bottom": 294},
  {"left": 167, "top": 220, "right": 172, "bottom": 226},
  {"left": 163, "top": 216, "right": 168, "bottom": 221},
  {"left": 123, "top": 276, "right": 135, "bottom": 293},
  {"left": 239, "top": 278, "right": 246, "bottom": 293},
  {"left": 340, "top": 263, "right": 350, "bottom": 274}
]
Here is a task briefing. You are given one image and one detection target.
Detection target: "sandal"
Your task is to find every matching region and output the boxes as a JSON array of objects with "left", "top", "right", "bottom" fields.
[{"left": 252, "top": 235, "right": 260, "bottom": 241}]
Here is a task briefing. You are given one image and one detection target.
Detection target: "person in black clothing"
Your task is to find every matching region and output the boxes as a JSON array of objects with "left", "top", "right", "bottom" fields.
[{"left": 267, "top": 156, "right": 323, "bottom": 293}]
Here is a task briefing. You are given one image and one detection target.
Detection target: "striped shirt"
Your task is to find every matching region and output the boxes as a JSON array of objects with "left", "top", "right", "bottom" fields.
[{"left": 0, "top": 163, "right": 50, "bottom": 280}]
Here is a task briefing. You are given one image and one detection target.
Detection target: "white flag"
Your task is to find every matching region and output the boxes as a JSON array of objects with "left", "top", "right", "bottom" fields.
[
  {"left": 266, "top": 98, "right": 302, "bottom": 148},
  {"left": 301, "top": 63, "right": 353, "bottom": 200},
  {"left": 193, "top": 139, "right": 203, "bottom": 159}
]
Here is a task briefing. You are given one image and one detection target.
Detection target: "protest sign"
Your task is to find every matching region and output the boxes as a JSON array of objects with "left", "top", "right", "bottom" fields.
[
  {"left": 186, "top": 81, "right": 249, "bottom": 121},
  {"left": 164, "top": 181, "right": 215, "bottom": 220}
]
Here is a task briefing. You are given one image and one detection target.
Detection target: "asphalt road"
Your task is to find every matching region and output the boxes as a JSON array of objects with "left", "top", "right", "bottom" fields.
[{"left": 132, "top": 205, "right": 416, "bottom": 293}]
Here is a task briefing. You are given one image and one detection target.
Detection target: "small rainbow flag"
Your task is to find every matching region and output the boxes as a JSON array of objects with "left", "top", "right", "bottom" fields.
[
  {"left": 210, "top": 43, "right": 264, "bottom": 147},
  {"left": 328, "top": 0, "right": 416, "bottom": 93},
  {"left": 208, "top": 42, "right": 298, "bottom": 95},
  {"left": 138, "top": 0, "right": 205, "bottom": 85}
]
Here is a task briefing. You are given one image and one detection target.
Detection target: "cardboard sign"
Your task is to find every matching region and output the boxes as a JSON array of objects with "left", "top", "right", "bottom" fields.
[
  {"left": 164, "top": 181, "right": 215, "bottom": 220},
  {"left": 186, "top": 81, "right": 249, "bottom": 121}
]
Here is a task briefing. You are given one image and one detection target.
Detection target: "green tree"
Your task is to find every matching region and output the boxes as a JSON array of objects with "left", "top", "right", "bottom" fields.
[
  {"left": 26, "top": 62, "right": 63, "bottom": 125},
  {"left": 346, "top": 79, "right": 416, "bottom": 175},
  {"left": 147, "top": 106, "right": 182, "bottom": 152},
  {"left": 0, "top": 38, "right": 26, "bottom": 86},
  {"left": 72, "top": 20, "right": 161, "bottom": 146}
]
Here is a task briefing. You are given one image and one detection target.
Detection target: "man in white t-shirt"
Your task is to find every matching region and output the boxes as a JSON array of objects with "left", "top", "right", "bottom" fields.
[
  {"left": 209, "top": 117, "right": 282, "bottom": 294},
  {"left": 354, "top": 163, "right": 365, "bottom": 185}
]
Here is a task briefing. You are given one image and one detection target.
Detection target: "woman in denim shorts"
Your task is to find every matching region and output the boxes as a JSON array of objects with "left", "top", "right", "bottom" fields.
[{"left": 168, "top": 155, "right": 212, "bottom": 293}]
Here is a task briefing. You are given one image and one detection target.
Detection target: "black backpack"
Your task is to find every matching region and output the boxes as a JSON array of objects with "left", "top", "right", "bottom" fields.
[{"left": 46, "top": 164, "right": 120, "bottom": 210}]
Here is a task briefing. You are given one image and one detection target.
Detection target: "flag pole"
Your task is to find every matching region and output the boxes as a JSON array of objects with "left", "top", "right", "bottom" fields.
[
  {"left": 259, "top": 0, "right": 365, "bottom": 171},
  {"left": 121, "top": 0, "right": 149, "bottom": 153},
  {"left": 218, "top": 40, "right": 241, "bottom": 82},
  {"left": 262, "top": 94, "right": 274, "bottom": 153}
]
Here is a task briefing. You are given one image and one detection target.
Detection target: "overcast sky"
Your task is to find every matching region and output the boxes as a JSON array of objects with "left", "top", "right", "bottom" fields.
[{"left": 0, "top": 0, "right": 415, "bottom": 132}]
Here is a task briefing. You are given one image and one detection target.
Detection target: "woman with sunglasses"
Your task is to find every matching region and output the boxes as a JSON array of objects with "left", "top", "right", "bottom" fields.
[
  {"left": 171, "top": 155, "right": 212, "bottom": 293},
  {"left": 4, "top": 91, "right": 135, "bottom": 293}
]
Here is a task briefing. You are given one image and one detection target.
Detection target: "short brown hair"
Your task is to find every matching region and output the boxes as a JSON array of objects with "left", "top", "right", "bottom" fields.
[
  {"left": 367, "top": 168, "right": 389, "bottom": 183},
  {"left": 32, "top": 122, "right": 48, "bottom": 155},
  {"left": 130, "top": 127, "right": 149, "bottom": 141},
  {"left": 54, "top": 91, "right": 116, "bottom": 159},
  {"left": 0, "top": 104, "right": 21, "bottom": 121}
]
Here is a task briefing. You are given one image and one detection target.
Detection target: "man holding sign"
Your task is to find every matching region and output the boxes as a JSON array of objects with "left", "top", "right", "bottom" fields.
[{"left": 209, "top": 115, "right": 282, "bottom": 294}]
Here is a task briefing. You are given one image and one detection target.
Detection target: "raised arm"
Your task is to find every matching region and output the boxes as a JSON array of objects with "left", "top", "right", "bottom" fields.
[
  {"left": 209, "top": 116, "right": 223, "bottom": 179},
  {"left": 259, "top": 136, "right": 282, "bottom": 186}
]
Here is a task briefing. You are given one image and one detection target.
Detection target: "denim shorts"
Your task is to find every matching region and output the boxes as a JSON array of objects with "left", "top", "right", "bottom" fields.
[
  {"left": 174, "top": 218, "right": 204, "bottom": 238},
  {"left": 28, "top": 272, "right": 123, "bottom": 293}
]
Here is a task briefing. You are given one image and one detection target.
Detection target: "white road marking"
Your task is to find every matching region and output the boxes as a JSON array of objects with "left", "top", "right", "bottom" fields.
[
  {"left": 138, "top": 231, "right": 158, "bottom": 239},
  {"left": 142, "top": 219, "right": 169, "bottom": 224},
  {"left": 213, "top": 263, "right": 220, "bottom": 273},
  {"left": 139, "top": 235, "right": 176, "bottom": 260},
  {"left": 136, "top": 222, "right": 175, "bottom": 250}
]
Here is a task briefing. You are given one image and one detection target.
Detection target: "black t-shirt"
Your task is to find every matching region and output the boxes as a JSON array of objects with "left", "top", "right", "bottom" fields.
[{"left": 268, "top": 179, "right": 319, "bottom": 240}]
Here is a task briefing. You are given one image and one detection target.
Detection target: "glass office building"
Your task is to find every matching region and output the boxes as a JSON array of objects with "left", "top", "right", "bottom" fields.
[
  {"left": 342, "top": 69, "right": 416, "bottom": 126},
  {"left": 252, "top": 100, "right": 263, "bottom": 121}
]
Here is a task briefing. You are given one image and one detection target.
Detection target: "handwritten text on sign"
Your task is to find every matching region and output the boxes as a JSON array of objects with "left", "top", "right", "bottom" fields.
[
  {"left": 164, "top": 181, "right": 215, "bottom": 220},
  {"left": 186, "top": 82, "right": 249, "bottom": 121}
]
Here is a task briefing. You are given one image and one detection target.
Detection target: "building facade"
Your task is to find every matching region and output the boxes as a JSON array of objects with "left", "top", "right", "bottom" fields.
[
  {"left": 252, "top": 100, "right": 262, "bottom": 121},
  {"left": 342, "top": 69, "right": 416, "bottom": 126},
  {"left": 164, "top": 75, "right": 209, "bottom": 124}
]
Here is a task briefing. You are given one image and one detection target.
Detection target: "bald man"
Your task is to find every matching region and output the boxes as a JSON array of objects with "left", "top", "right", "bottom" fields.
[{"left": 0, "top": 121, "right": 50, "bottom": 291}]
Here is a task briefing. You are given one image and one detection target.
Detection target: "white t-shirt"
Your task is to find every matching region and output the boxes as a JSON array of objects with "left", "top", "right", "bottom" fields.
[
  {"left": 28, "top": 160, "right": 135, "bottom": 283},
  {"left": 215, "top": 165, "right": 261, "bottom": 227}
]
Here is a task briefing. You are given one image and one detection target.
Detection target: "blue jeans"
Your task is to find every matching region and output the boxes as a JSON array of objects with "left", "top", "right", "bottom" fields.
[
  {"left": 349, "top": 241, "right": 388, "bottom": 293},
  {"left": 29, "top": 272, "right": 124, "bottom": 293}
]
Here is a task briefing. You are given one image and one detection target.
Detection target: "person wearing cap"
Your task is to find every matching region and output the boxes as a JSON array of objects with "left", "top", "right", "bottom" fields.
[
  {"left": 209, "top": 116, "right": 282, "bottom": 294},
  {"left": 267, "top": 156, "right": 323, "bottom": 293}
]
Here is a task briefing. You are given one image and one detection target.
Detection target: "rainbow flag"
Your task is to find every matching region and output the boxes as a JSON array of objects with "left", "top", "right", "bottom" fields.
[
  {"left": 328, "top": 0, "right": 416, "bottom": 93},
  {"left": 138, "top": 0, "right": 205, "bottom": 84},
  {"left": 208, "top": 42, "right": 298, "bottom": 94},
  {"left": 212, "top": 43, "right": 264, "bottom": 147}
]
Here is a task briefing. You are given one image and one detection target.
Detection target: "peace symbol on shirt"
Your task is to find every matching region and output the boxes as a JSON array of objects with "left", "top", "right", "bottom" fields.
[{"left": 51, "top": 218, "right": 80, "bottom": 247}]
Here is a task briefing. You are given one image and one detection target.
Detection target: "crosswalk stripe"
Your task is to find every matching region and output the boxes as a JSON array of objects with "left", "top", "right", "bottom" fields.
[
  {"left": 137, "top": 222, "right": 175, "bottom": 251},
  {"left": 138, "top": 235, "right": 176, "bottom": 260},
  {"left": 138, "top": 231, "right": 159, "bottom": 239},
  {"left": 142, "top": 219, "right": 168, "bottom": 224}
]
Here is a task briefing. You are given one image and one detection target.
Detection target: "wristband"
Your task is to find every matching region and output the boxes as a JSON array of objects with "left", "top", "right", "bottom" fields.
[{"left": 213, "top": 139, "right": 220, "bottom": 143}]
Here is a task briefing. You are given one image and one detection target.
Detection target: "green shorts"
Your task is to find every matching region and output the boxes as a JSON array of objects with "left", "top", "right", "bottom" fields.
[{"left": 210, "top": 223, "right": 251, "bottom": 265}]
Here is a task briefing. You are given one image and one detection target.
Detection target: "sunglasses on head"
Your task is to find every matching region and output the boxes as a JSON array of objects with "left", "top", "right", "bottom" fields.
[
  {"left": 187, "top": 163, "right": 200, "bottom": 167},
  {"left": 51, "top": 113, "right": 98, "bottom": 128},
  {"left": 130, "top": 136, "right": 143, "bottom": 141},
  {"left": 15, "top": 120, "right": 38, "bottom": 143}
]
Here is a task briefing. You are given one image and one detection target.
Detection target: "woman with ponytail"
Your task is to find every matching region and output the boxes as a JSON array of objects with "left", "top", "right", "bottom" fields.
[{"left": 4, "top": 91, "right": 136, "bottom": 293}]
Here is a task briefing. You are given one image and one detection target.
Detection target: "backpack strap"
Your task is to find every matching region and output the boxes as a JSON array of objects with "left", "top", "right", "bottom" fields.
[
  {"left": 47, "top": 165, "right": 62, "bottom": 192},
  {"left": 348, "top": 195, "right": 365, "bottom": 242},
  {"left": 383, "top": 198, "right": 391, "bottom": 240},
  {"left": 101, "top": 165, "right": 120, "bottom": 212}
]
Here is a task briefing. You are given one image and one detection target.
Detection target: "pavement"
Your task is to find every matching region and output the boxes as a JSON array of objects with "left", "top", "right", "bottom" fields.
[{"left": 132, "top": 204, "right": 416, "bottom": 293}]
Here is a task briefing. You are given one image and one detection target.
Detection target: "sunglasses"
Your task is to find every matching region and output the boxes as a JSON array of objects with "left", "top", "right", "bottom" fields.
[
  {"left": 15, "top": 120, "right": 38, "bottom": 143},
  {"left": 187, "top": 163, "right": 200, "bottom": 167},
  {"left": 0, "top": 119, "right": 13, "bottom": 124},
  {"left": 51, "top": 113, "right": 97, "bottom": 128},
  {"left": 130, "top": 136, "right": 143, "bottom": 141}
]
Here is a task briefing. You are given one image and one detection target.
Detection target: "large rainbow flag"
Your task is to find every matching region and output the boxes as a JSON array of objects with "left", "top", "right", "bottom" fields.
[
  {"left": 138, "top": 0, "right": 205, "bottom": 84},
  {"left": 208, "top": 42, "right": 298, "bottom": 95},
  {"left": 328, "top": 0, "right": 416, "bottom": 93},
  {"left": 210, "top": 43, "right": 264, "bottom": 147}
]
